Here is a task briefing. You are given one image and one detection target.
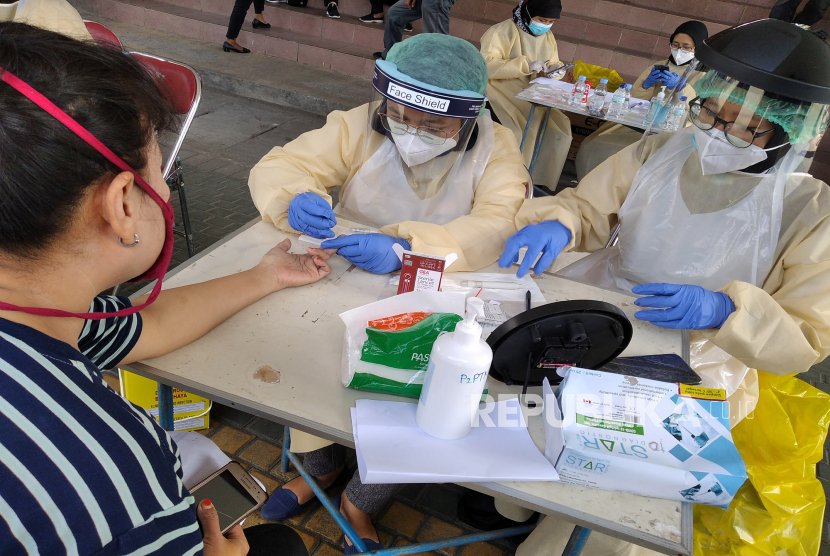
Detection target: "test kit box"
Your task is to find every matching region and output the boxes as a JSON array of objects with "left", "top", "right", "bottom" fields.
[
  {"left": 545, "top": 368, "right": 747, "bottom": 506},
  {"left": 119, "top": 369, "right": 210, "bottom": 431},
  {"left": 398, "top": 251, "right": 447, "bottom": 294}
]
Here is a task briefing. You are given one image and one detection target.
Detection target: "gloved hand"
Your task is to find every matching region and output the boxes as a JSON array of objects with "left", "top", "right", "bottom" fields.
[
  {"left": 659, "top": 70, "right": 680, "bottom": 89},
  {"left": 632, "top": 283, "right": 736, "bottom": 330},
  {"left": 528, "top": 60, "right": 548, "bottom": 74},
  {"left": 498, "top": 221, "right": 572, "bottom": 278},
  {"left": 288, "top": 192, "right": 337, "bottom": 239},
  {"left": 642, "top": 68, "right": 664, "bottom": 89},
  {"left": 321, "top": 233, "right": 411, "bottom": 274}
]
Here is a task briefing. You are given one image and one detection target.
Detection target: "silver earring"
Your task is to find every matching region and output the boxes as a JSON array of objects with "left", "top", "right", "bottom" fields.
[{"left": 119, "top": 233, "right": 140, "bottom": 248}]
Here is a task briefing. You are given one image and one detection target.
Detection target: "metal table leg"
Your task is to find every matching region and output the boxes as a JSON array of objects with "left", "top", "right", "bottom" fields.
[
  {"left": 519, "top": 104, "right": 537, "bottom": 152},
  {"left": 562, "top": 526, "right": 592, "bottom": 556},
  {"left": 529, "top": 107, "right": 552, "bottom": 176},
  {"left": 281, "top": 427, "right": 291, "bottom": 473},
  {"left": 158, "top": 382, "right": 175, "bottom": 431}
]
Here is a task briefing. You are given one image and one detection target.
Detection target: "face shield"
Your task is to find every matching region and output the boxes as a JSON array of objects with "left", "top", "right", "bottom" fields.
[{"left": 364, "top": 61, "right": 484, "bottom": 177}]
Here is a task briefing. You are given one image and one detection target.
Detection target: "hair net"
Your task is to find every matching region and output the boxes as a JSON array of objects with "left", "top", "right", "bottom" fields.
[
  {"left": 670, "top": 20, "right": 708, "bottom": 48},
  {"left": 695, "top": 70, "right": 830, "bottom": 144},
  {"left": 386, "top": 34, "right": 488, "bottom": 97}
]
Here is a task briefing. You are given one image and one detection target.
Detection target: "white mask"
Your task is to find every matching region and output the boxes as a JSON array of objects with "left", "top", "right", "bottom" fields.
[
  {"left": 671, "top": 47, "right": 695, "bottom": 66},
  {"left": 392, "top": 132, "right": 457, "bottom": 167},
  {"left": 692, "top": 127, "right": 776, "bottom": 175}
]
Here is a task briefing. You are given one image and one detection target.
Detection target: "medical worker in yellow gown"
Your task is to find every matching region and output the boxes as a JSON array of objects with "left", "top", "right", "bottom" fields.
[
  {"left": 249, "top": 33, "right": 529, "bottom": 553},
  {"left": 500, "top": 20, "right": 830, "bottom": 555},
  {"left": 480, "top": 0, "right": 572, "bottom": 190},
  {"left": 575, "top": 20, "right": 707, "bottom": 180}
]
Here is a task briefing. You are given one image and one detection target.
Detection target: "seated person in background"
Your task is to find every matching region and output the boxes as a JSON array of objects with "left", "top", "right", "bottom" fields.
[
  {"left": 0, "top": 22, "right": 329, "bottom": 555},
  {"left": 575, "top": 20, "right": 708, "bottom": 180},
  {"left": 249, "top": 33, "right": 528, "bottom": 275},
  {"left": 480, "top": 0, "right": 572, "bottom": 190},
  {"left": 0, "top": 0, "right": 93, "bottom": 40},
  {"left": 248, "top": 33, "right": 528, "bottom": 554}
]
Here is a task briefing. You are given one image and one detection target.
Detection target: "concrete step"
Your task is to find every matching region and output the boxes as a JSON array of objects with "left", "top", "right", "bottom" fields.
[{"left": 74, "top": 10, "right": 371, "bottom": 115}]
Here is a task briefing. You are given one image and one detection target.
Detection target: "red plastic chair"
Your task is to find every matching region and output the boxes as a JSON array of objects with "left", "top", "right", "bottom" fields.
[
  {"left": 128, "top": 51, "right": 202, "bottom": 257},
  {"left": 83, "top": 20, "right": 122, "bottom": 48}
]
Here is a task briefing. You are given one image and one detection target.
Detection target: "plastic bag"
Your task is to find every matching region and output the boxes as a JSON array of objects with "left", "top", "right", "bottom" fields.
[
  {"left": 572, "top": 60, "right": 624, "bottom": 93},
  {"left": 693, "top": 371, "right": 830, "bottom": 556},
  {"left": 362, "top": 313, "right": 463, "bottom": 370}
]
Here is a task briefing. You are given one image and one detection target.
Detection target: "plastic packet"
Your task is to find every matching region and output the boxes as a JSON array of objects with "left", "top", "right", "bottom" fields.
[{"left": 362, "top": 313, "right": 463, "bottom": 370}]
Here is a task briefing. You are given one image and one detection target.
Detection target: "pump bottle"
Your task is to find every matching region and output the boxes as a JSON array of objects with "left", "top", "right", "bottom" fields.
[{"left": 415, "top": 316, "right": 493, "bottom": 440}]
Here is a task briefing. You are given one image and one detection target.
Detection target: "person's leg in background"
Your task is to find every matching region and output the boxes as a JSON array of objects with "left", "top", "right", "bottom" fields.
[
  {"left": 225, "top": 0, "right": 270, "bottom": 52},
  {"left": 340, "top": 473, "right": 403, "bottom": 553},
  {"left": 769, "top": 0, "right": 803, "bottom": 21},
  {"left": 421, "top": 0, "right": 456, "bottom": 33},
  {"left": 252, "top": 0, "right": 271, "bottom": 28},
  {"left": 379, "top": 0, "right": 422, "bottom": 58},
  {"left": 793, "top": 0, "right": 830, "bottom": 25},
  {"left": 326, "top": 0, "right": 341, "bottom": 19},
  {"left": 360, "top": 0, "right": 395, "bottom": 23}
]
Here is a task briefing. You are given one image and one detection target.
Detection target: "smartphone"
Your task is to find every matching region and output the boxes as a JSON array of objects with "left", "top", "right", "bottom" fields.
[
  {"left": 546, "top": 62, "right": 575, "bottom": 78},
  {"left": 189, "top": 461, "right": 268, "bottom": 534},
  {"left": 653, "top": 64, "right": 669, "bottom": 72}
]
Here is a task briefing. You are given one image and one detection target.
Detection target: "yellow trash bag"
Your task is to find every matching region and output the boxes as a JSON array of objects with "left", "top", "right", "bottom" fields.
[
  {"left": 694, "top": 371, "right": 830, "bottom": 556},
  {"left": 572, "top": 60, "right": 624, "bottom": 92}
]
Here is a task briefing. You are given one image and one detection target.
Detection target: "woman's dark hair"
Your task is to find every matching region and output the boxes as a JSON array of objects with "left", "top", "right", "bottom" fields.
[{"left": 0, "top": 21, "right": 178, "bottom": 259}]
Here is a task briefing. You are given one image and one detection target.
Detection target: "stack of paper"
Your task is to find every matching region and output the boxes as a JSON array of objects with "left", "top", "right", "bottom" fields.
[{"left": 351, "top": 398, "right": 559, "bottom": 484}]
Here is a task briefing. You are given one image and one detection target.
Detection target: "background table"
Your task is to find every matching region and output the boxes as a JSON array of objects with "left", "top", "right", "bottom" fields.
[{"left": 127, "top": 219, "right": 692, "bottom": 555}]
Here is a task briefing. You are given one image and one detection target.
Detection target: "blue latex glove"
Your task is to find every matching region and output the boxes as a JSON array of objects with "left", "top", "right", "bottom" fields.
[
  {"left": 498, "top": 222, "right": 572, "bottom": 278},
  {"left": 642, "top": 68, "right": 664, "bottom": 89},
  {"left": 632, "top": 283, "right": 736, "bottom": 330},
  {"left": 321, "top": 233, "right": 411, "bottom": 274},
  {"left": 288, "top": 192, "right": 337, "bottom": 239},
  {"left": 659, "top": 70, "right": 680, "bottom": 89}
]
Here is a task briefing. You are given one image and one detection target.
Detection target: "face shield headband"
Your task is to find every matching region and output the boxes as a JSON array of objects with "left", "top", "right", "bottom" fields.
[
  {"left": 0, "top": 67, "right": 175, "bottom": 320},
  {"left": 373, "top": 62, "right": 485, "bottom": 119}
]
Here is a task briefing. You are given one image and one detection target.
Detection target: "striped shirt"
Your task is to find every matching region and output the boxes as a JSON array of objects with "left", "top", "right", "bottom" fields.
[{"left": 0, "top": 296, "right": 203, "bottom": 555}]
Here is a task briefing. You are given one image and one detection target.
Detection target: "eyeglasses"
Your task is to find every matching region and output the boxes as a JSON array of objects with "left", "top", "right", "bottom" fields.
[
  {"left": 378, "top": 112, "right": 460, "bottom": 145},
  {"left": 688, "top": 98, "right": 776, "bottom": 148},
  {"left": 670, "top": 42, "right": 695, "bottom": 52}
]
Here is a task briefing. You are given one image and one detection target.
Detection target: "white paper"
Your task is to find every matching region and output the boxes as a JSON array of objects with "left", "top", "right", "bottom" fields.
[
  {"left": 441, "top": 272, "right": 545, "bottom": 303},
  {"left": 542, "top": 378, "right": 565, "bottom": 467},
  {"left": 352, "top": 398, "right": 559, "bottom": 484},
  {"left": 529, "top": 77, "right": 574, "bottom": 92},
  {"left": 171, "top": 431, "right": 231, "bottom": 490}
]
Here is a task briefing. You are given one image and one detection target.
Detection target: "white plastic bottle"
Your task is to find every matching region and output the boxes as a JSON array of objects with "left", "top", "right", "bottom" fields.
[
  {"left": 606, "top": 83, "right": 627, "bottom": 118},
  {"left": 415, "top": 316, "right": 493, "bottom": 440},
  {"left": 579, "top": 81, "right": 592, "bottom": 110},
  {"left": 663, "top": 95, "right": 688, "bottom": 130},
  {"left": 589, "top": 78, "right": 608, "bottom": 116},
  {"left": 643, "top": 85, "right": 667, "bottom": 125},
  {"left": 570, "top": 75, "right": 587, "bottom": 107},
  {"left": 623, "top": 84, "right": 633, "bottom": 115}
]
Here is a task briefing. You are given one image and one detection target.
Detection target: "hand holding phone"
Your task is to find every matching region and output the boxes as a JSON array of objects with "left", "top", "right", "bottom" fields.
[{"left": 198, "top": 499, "right": 249, "bottom": 556}]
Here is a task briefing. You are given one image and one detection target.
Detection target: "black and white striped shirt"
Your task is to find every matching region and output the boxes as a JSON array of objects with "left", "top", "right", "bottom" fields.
[{"left": 0, "top": 295, "right": 203, "bottom": 555}]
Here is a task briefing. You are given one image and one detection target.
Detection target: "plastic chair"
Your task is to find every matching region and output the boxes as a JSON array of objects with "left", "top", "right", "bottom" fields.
[
  {"left": 83, "top": 20, "right": 122, "bottom": 48},
  {"left": 127, "top": 51, "right": 202, "bottom": 257}
]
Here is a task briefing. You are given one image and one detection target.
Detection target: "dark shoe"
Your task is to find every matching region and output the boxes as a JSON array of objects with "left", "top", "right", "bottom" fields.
[
  {"left": 252, "top": 18, "right": 271, "bottom": 29},
  {"left": 359, "top": 13, "right": 383, "bottom": 23},
  {"left": 404, "top": 22, "right": 413, "bottom": 32},
  {"left": 260, "top": 486, "right": 313, "bottom": 521},
  {"left": 373, "top": 51, "right": 383, "bottom": 60},
  {"left": 265, "top": 0, "right": 288, "bottom": 3},
  {"left": 222, "top": 41, "right": 251, "bottom": 53},
  {"left": 457, "top": 491, "right": 537, "bottom": 534},
  {"left": 326, "top": 2, "right": 340, "bottom": 18},
  {"left": 344, "top": 538, "right": 383, "bottom": 555}
]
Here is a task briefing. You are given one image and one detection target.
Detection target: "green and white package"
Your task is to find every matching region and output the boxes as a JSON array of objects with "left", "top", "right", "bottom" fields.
[
  {"left": 544, "top": 368, "right": 747, "bottom": 507},
  {"left": 340, "top": 291, "right": 467, "bottom": 398}
]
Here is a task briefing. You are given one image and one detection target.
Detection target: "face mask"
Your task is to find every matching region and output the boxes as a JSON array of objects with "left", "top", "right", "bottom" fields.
[
  {"left": 0, "top": 67, "right": 174, "bottom": 320},
  {"left": 392, "top": 131, "right": 457, "bottom": 167},
  {"left": 671, "top": 47, "right": 695, "bottom": 66},
  {"left": 692, "top": 127, "right": 780, "bottom": 175},
  {"left": 528, "top": 20, "right": 552, "bottom": 35}
]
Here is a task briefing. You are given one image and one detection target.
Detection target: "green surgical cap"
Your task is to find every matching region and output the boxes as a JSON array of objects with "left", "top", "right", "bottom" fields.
[
  {"left": 386, "top": 34, "right": 488, "bottom": 97},
  {"left": 696, "top": 70, "right": 829, "bottom": 144}
]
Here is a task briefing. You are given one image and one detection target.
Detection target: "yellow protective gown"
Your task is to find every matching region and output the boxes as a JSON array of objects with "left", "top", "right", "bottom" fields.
[
  {"left": 2, "top": 0, "right": 93, "bottom": 41},
  {"left": 249, "top": 103, "right": 529, "bottom": 273},
  {"left": 514, "top": 134, "right": 830, "bottom": 556},
  {"left": 480, "top": 19, "right": 573, "bottom": 189},
  {"left": 574, "top": 59, "right": 698, "bottom": 180}
]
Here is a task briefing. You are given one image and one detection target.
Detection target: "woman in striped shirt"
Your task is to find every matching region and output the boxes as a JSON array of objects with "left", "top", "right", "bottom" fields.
[{"left": 0, "top": 22, "right": 332, "bottom": 556}]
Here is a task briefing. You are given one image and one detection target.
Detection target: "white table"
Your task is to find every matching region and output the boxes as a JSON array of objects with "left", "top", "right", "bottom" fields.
[{"left": 127, "top": 219, "right": 692, "bottom": 555}]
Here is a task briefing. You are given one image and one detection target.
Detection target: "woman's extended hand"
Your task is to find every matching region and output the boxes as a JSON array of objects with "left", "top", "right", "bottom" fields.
[{"left": 256, "top": 238, "right": 334, "bottom": 291}]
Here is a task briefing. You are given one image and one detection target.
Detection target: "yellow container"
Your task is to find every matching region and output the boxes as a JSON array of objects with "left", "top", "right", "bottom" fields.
[{"left": 119, "top": 369, "right": 211, "bottom": 431}]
